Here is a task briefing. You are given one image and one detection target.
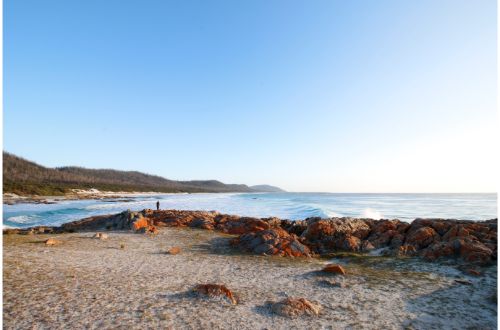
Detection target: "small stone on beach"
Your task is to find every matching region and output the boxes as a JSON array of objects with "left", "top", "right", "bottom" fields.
[
  {"left": 193, "top": 284, "right": 237, "bottom": 305},
  {"left": 167, "top": 246, "right": 181, "bottom": 255},
  {"left": 45, "top": 238, "right": 62, "bottom": 246},
  {"left": 93, "top": 233, "right": 109, "bottom": 240},
  {"left": 322, "top": 264, "right": 346, "bottom": 275},
  {"left": 271, "top": 297, "right": 321, "bottom": 317}
]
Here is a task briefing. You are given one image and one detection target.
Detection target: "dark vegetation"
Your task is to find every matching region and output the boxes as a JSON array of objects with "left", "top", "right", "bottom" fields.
[{"left": 3, "top": 152, "right": 280, "bottom": 196}]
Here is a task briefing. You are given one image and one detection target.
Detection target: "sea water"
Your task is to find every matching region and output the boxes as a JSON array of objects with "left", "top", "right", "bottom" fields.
[{"left": 2, "top": 192, "right": 497, "bottom": 228}]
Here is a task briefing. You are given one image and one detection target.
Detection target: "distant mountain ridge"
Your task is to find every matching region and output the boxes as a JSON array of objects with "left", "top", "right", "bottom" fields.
[
  {"left": 250, "top": 185, "right": 285, "bottom": 193},
  {"left": 2, "top": 152, "right": 283, "bottom": 196}
]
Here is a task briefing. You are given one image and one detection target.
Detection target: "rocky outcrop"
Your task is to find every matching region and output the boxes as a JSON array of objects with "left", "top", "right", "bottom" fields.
[
  {"left": 6, "top": 209, "right": 497, "bottom": 265},
  {"left": 300, "top": 218, "right": 371, "bottom": 253},
  {"left": 234, "top": 228, "right": 313, "bottom": 257}
]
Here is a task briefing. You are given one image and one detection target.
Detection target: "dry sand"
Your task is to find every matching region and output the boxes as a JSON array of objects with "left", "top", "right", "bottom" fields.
[{"left": 3, "top": 228, "right": 497, "bottom": 329}]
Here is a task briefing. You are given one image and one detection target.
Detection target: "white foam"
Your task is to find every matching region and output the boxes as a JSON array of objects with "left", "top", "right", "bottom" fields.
[
  {"left": 7, "top": 215, "right": 39, "bottom": 224},
  {"left": 362, "top": 208, "right": 383, "bottom": 220}
]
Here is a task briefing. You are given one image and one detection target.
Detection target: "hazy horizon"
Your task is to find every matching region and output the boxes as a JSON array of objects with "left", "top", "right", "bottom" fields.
[{"left": 4, "top": 0, "right": 498, "bottom": 193}]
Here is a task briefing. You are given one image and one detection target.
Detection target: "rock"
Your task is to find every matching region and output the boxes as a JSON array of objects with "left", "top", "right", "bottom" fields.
[
  {"left": 45, "top": 238, "right": 62, "bottom": 246},
  {"left": 167, "top": 246, "right": 181, "bottom": 255},
  {"left": 368, "top": 230, "right": 397, "bottom": 249},
  {"left": 390, "top": 233, "right": 405, "bottom": 249},
  {"left": 281, "top": 220, "right": 307, "bottom": 236},
  {"left": 361, "top": 240, "right": 375, "bottom": 252},
  {"left": 397, "top": 245, "right": 417, "bottom": 257},
  {"left": 190, "top": 218, "right": 215, "bottom": 230},
  {"left": 371, "top": 220, "right": 398, "bottom": 234},
  {"left": 304, "top": 218, "right": 371, "bottom": 238},
  {"left": 322, "top": 264, "right": 346, "bottom": 275},
  {"left": 132, "top": 216, "right": 150, "bottom": 231},
  {"left": 3, "top": 229, "right": 20, "bottom": 235},
  {"left": 422, "top": 241, "right": 455, "bottom": 260},
  {"left": 236, "top": 228, "right": 312, "bottom": 257},
  {"left": 405, "top": 226, "right": 439, "bottom": 249},
  {"left": 271, "top": 297, "right": 321, "bottom": 317},
  {"left": 193, "top": 284, "right": 237, "bottom": 305},
  {"left": 93, "top": 232, "right": 108, "bottom": 240},
  {"left": 216, "top": 216, "right": 270, "bottom": 235},
  {"left": 150, "top": 210, "right": 218, "bottom": 228},
  {"left": 442, "top": 225, "right": 470, "bottom": 241},
  {"left": 455, "top": 237, "right": 493, "bottom": 264},
  {"left": 342, "top": 235, "right": 361, "bottom": 251}
]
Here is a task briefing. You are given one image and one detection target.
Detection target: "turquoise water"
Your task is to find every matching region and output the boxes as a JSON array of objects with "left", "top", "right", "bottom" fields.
[{"left": 2, "top": 192, "right": 497, "bottom": 228}]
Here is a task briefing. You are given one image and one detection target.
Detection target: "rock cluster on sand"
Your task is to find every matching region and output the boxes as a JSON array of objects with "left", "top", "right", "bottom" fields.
[
  {"left": 193, "top": 284, "right": 237, "bottom": 305},
  {"left": 270, "top": 297, "right": 321, "bottom": 317},
  {"left": 233, "top": 228, "right": 312, "bottom": 257},
  {"left": 5, "top": 209, "right": 497, "bottom": 265}
]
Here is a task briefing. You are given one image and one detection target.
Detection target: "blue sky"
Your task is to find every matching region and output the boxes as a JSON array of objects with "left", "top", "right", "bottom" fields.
[{"left": 4, "top": 0, "right": 498, "bottom": 192}]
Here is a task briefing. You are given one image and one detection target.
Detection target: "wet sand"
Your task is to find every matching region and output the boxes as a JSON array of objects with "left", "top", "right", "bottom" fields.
[{"left": 3, "top": 228, "right": 497, "bottom": 329}]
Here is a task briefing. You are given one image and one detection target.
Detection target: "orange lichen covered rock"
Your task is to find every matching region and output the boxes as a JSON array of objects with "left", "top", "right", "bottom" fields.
[
  {"left": 167, "top": 246, "right": 181, "bottom": 255},
  {"left": 456, "top": 237, "right": 493, "bottom": 264},
  {"left": 405, "top": 226, "right": 439, "bottom": 249},
  {"left": 132, "top": 216, "right": 150, "bottom": 231},
  {"left": 322, "top": 264, "right": 346, "bottom": 275},
  {"left": 194, "top": 284, "right": 237, "bottom": 305},
  {"left": 301, "top": 218, "right": 372, "bottom": 253},
  {"left": 216, "top": 216, "right": 270, "bottom": 234},
  {"left": 271, "top": 297, "right": 321, "bottom": 317},
  {"left": 236, "top": 228, "right": 312, "bottom": 257}
]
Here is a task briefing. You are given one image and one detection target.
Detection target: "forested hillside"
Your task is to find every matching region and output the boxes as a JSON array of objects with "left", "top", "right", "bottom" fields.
[{"left": 3, "top": 152, "right": 258, "bottom": 195}]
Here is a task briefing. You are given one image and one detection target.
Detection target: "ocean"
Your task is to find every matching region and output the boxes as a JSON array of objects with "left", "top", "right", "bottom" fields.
[{"left": 2, "top": 192, "right": 497, "bottom": 228}]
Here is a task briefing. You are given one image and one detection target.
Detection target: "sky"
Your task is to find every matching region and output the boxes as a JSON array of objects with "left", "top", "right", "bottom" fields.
[{"left": 3, "top": 0, "right": 498, "bottom": 193}]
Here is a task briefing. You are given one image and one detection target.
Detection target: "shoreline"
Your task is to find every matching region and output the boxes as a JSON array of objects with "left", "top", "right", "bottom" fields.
[
  {"left": 5, "top": 209, "right": 497, "bottom": 266},
  {"left": 2, "top": 190, "right": 186, "bottom": 205},
  {"left": 3, "top": 226, "right": 497, "bottom": 329}
]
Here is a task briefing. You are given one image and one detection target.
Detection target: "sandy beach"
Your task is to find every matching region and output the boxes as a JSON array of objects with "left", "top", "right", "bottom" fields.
[
  {"left": 3, "top": 227, "right": 497, "bottom": 329},
  {"left": 3, "top": 190, "right": 170, "bottom": 205}
]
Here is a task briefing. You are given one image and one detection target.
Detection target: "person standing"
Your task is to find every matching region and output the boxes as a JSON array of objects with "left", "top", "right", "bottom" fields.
[{"left": 156, "top": 200, "right": 160, "bottom": 211}]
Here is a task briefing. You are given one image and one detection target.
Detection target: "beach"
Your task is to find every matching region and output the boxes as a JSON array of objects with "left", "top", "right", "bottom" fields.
[{"left": 3, "top": 225, "right": 497, "bottom": 329}]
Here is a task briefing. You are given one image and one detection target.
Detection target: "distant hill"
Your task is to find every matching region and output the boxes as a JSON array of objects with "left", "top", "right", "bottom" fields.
[
  {"left": 250, "top": 185, "right": 285, "bottom": 193},
  {"left": 3, "top": 152, "right": 282, "bottom": 196}
]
